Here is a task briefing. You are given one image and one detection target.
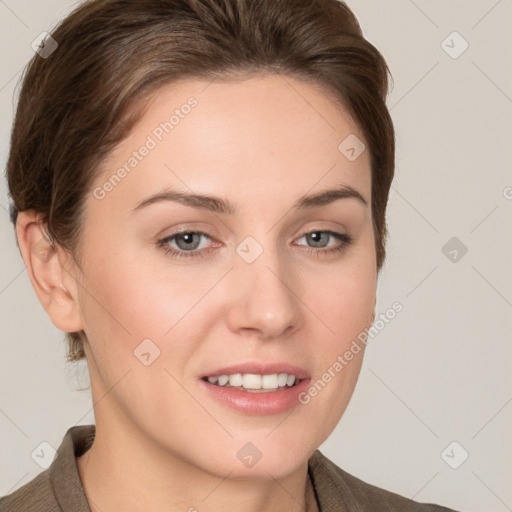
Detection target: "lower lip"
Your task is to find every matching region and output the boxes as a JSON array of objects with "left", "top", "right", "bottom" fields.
[{"left": 199, "top": 378, "right": 311, "bottom": 415}]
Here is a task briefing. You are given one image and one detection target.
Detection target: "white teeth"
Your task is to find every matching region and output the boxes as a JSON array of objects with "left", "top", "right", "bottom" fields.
[
  {"left": 261, "top": 374, "right": 278, "bottom": 389},
  {"left": 277, "top": 373, "right": 288, "bottom": 387},
  {"left": 286, "top": 374, "right": 296, "bottom": 387},
  {"left": 228, "top": 373, "right": 243, "bottom": 387},
  {"left": 205, "top": 372, "right": 300, "bottom": 391},
  {"left": 217, "top": 375, "right": 229, "bottom": 386},
  {"left": 243, "top": 373, "right": 261, "bottom": 389}
]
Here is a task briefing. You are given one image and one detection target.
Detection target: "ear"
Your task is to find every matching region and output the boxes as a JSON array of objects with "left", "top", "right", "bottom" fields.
[
  {"left": 369, "top": 296, "right": 376, "bottom": 325},
  {"left": 15, "top": 211, "right": 84, "bottom": 333}
]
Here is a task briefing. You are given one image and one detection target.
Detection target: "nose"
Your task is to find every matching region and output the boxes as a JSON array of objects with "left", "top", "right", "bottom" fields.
[{"left": 225, "top": 244, "right": 302, "bottom": 341}]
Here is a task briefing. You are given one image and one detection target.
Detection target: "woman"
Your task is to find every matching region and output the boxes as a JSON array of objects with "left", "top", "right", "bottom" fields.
[{"left": 1, "top": 0, "right": 460, "bottom": 510}]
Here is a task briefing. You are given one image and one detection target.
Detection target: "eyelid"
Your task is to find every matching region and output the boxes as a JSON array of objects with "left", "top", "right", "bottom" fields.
[{"left": 153, "top": 221, "right": 221, "bottom": 241}]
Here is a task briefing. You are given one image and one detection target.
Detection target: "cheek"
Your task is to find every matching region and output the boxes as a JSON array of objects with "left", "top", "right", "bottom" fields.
[
  {"left": 76, "top": 247, "right": 211, "bottom": 422},
  {"left": 325, "top": 269, "right": 376, "bottom": 335},
  {"left": 308, "top": 269, "right": 373, "bottom": 389},
  {"left": 301, "top": 234, "right": 376, "bottom": 417},
  {"left": 308, "top": 235, "right": 377, "bottom": 343},
  {"left": 79, "top": 241, "right": 197, "bottom": 336},
  {"left": 76, "top": 239, "right": 226, "bottom": 384},
  {"left": 300, "top": 274, "right": 371, "bottom": 440}
]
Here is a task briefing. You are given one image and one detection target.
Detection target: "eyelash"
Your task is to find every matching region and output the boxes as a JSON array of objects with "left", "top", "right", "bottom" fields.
[{"left": 156, "top": 229, "right": 353, "bottom": 260}]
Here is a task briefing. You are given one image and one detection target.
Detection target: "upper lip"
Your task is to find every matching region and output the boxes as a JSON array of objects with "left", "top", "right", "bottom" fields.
[{"left": 201, "top": 362, "right": 310, "bottom": 380}]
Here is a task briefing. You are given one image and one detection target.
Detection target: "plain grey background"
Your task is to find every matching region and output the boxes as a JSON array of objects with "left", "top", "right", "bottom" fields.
[{"left": 1, "top": 1, "right": 511, "bottom": 510}]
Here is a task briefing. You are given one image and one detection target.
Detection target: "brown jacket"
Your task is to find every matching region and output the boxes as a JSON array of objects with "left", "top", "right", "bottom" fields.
[{"left": 0, "top": 425, "right": 460, "bottom": 511}]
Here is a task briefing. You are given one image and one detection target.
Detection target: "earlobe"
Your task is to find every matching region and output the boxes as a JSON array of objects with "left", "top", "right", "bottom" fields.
[
  {"left": 15, "top": 211, "right": 84, "bottom": 333},
  {"left": 369, "top": 302, "right": 376, "bottom": 326}
]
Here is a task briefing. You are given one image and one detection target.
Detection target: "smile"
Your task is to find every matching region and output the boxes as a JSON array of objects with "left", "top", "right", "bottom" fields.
[{"left": 202, "top": 373, "right": 301, "bottom": 392}]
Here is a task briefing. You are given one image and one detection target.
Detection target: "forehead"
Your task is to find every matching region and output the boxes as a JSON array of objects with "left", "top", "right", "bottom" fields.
[{"left": 91, "top": 74, "right": 371, "bottom": 214}]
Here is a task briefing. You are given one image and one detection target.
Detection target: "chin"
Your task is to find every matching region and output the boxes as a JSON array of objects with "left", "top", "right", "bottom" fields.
[{"left": 184, "top": 432, "right": 314, "bottom": 480}]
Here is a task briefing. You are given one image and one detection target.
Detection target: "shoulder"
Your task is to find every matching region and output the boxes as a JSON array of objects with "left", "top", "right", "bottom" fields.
[
  {"left": 0, "top": 424, "right": 95, "bottom": 512},
  {"left": 0, "top": 469, "right": 59, "bottom": 512},
  {"left": 308, "top": 449, "right": 461, "bottom": 512}
]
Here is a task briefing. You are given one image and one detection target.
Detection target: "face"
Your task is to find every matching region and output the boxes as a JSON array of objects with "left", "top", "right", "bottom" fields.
[{"left": 74, "top": 74, "right": 376, "bottom": 479}]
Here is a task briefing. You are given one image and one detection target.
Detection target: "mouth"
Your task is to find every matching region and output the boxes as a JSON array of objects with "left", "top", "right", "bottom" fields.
[
  {"left": 201, "top": 373, "right": 304, "bottom": 393},
  {"left": 198, "top": 364, "right": 312, "bottom": 415}
]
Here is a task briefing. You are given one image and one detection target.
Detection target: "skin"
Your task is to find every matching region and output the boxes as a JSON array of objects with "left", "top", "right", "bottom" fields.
[{"left": 17, "top": 73, "right": 377, "bottom": 512}]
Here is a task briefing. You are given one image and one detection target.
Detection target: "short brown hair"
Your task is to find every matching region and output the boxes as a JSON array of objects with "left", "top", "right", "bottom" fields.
[{"left": 6, "top": 0, "right": 395, "bottom": 362}]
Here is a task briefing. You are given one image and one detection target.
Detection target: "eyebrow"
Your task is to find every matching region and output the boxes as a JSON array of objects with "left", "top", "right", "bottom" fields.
[{"left": 132, "top": 183, "right": 368, "bottom": 215}]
